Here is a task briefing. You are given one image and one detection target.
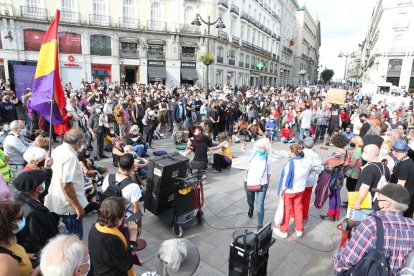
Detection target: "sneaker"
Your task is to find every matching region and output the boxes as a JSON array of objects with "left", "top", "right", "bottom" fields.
[
  {"left": 248, "top": 208, "right": 253, "bottom": 218},
  {"left": 296, "top": 231, "right": 303, "bottom": 238},
  {"left": 273, "top": 228, "right": 288, "bottom": 239}
]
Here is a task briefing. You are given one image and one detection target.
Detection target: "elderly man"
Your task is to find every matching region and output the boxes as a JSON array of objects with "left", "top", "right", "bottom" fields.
[
  {"left": 3, "top": 120, "right": 31, "bottom": 179},
  {"left": 334, "top": 184, "right": 414, "bottom": 274},
  {"left": 40, "top": 235, "right": 90, "bottom": 276},
  {"left": 391, "top": 140, "right": 414, "bottom": 218},
  {"left": 45, "top": 129, "right": 88, "bottom": 239},
  {"left": 353, "top": 144, "right": 391, "bottom": 221}
]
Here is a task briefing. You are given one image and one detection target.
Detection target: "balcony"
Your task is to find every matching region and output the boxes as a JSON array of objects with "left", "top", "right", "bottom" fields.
[
  {"left": 61, "top": 10, "right": 81, "bottom": 24},
  {"left": 119, "top": 17, "right": 140, "bottom": 29},
  {"left": 180, "top": 24, "right": 201, "bottom": 34},
  {"left": 218, "top": 30, "right": 228, "bottom": 41},
  {"left": 245, "top": 63, "right": 250, "bottom": 68},
  {"left": 232, "top": 36, "right": 240, "bottom": 46},
  {"left": 229, "top": 59, "right": 236, "bottom": 66},
  {"left": 218, "top": 0, "right": 228, "bottom": 9},
  {"left": 239, "top": 61, "right": 244, "bottom": 67},
  {"left": 230, "top": 4, "right": 239, "bottom": 15},
  {"left": 0, "top": 4, "right": 13, "bottom": 16},
  {"left": 242, "top": 41, "right": 253, "bottom": 49},
  {"left": 283, "top": 46, "right": 293, "bottom": 55},
  {"left": 241, "top": 12, "right": 249, "bottom": 21},
  {"left": 89, "top": 14, "right": 111, "bottom": 26},
  {"left": 251, "top": 63, "right": 255, "bottom": 70},
  {"left": 216, "top": 56, "right": 224, "bottom": 63},
  {"left": 181, "top": 52, "right": 197, "bottom": 61},
  {"left": 147, "top": 20, "right": 167, "bottom": 32},
  {"left": 21, "top": 6, "right": 47, "bottom": 20}
]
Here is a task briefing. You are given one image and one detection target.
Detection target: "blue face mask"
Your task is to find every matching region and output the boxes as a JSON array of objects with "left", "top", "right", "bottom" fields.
[
  {"left": 13, "top": 217, "right": 26, "bottom": 234},
  {"left": 256, "top": 149, "right": 268, "bottom": 160}
]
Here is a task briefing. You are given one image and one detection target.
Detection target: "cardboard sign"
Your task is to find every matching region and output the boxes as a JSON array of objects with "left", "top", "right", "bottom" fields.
[{"left": 327, "top": 89, "right": 347, "bottom": 105}]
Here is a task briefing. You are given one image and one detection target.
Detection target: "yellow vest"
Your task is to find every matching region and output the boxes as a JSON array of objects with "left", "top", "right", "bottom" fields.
[{"left": 0, "top": 149, "right": 12, "bottom": 182}]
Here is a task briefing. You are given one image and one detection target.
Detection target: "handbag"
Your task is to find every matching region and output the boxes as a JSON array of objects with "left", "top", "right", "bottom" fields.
[
  {"left": 274, "top": 196, "right": 284, "bottom": 226},
  {"left": 314, "top": 170, "right": 331, "bottom": 209},
  {"left": 245, "top": 155, "right": 268, "bottom": 192}
]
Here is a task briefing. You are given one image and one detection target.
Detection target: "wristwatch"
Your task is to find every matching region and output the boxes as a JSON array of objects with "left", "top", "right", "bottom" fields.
[{"left": 128, "top": 241, "right": 137, "bottom": 251}]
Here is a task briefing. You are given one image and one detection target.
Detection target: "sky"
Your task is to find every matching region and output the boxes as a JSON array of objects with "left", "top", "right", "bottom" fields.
[{"left": 297, "top": 0, "right": 378, "bottom": 81}]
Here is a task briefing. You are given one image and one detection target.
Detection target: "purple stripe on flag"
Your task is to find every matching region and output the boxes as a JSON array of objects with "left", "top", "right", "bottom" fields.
[{"left": 31, "top": 71, "right": 64, "bottom": 124}]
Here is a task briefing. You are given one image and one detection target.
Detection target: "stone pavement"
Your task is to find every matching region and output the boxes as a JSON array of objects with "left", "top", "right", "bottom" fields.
[{"left": 83, "top": 138, "right": 343, "bottom": 276}]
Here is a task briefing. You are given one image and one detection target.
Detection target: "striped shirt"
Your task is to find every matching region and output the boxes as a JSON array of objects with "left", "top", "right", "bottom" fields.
[{"left": 333, "top": 210, "right": 414, "bottom": 275}]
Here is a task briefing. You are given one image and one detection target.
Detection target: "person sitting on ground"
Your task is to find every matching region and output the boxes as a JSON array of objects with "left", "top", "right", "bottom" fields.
[
  {"left": 112, "top": 138, "right": 125, "bottom": 167},
  {"left": 280, "top": 122, "right": 295, "bottom": 143},
  {"left": 40, "top": 235, "right": 90, "bottom": 276},
  {"left": 333, "top": 184, "right": 414, "bottom": 274},
  {"left": 246, "top": 119, "right": 264, "bottom": 142},
  {"left": 187, "top": 126, "right": 212, "bottom": 174},
  {"left": 172, "top": 118, "right": 189, "bottom": 144},
  {"left": 125, "top": 125, "right": 149, "bottom": 158},
  {"left": 13, "top": 170, "right": 59, "bottom": 262},
  {"left": 265, "top": 114, "right": 279, "bottom": 142},
  {"left": 209, "top": 133, "right": 232, "bottom": 173},
  {"left": 235, "top": 118, "right": 249, "bottom": 141},
  {"left": 88, "top": 197, "right": 138, "bottom": 276}
]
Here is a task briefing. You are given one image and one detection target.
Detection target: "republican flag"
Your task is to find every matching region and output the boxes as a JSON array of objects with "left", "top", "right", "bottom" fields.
[{"left": 31, "top": 10, "right": 66, "bottom": 124}]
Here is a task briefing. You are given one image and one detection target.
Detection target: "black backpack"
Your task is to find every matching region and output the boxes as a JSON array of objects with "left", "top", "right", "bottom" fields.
[
  {"left": 0, "top": 246, "right": 22, "bottom": 263},
  {"left": 338, "top": 216, "right": 389, "bottom": 276},
  {"left": 98, "top": 174, "right": 134, "bottom": 204}
]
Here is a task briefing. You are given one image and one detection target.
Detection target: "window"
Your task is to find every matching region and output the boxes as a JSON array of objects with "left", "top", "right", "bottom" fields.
[
  {"left": 245, "top": 55, "right": 250, "bottom": 66},
  {"left": 151, "top": 2, "right": 161, "bottom": 28},
  {"left": 92, "top": 0, "right": 109, "bottom": 25},
  {"left": 388, "top": 59, "right": 403, "bottom": 72},
  {"left": 270, "top": 63, "right": 273, "bottom": 72},
  {"left": 24, "top": 29, "right": 45, "bottom": 51},
  {"left": 217, "top": 47, "right": 223, "bottom": 57},
  {"left": 62, "top": 0, "right": 75, "bottom": 10},
  {"left": 120, "top": 41, "right": 139, "bottom": 57},
  {"left": 230, "top": 19, "right": 235, "bottom": 34},
  {"left": 59, "top": 32, "right": 81, "bottom": 54},
  {"left": 23, "top": 0, "right": 45, "bottom": 18},
  {"left": 90, "top": 35, "right": 111, "bottom": 56},
  {"left": 61, "top": 0, "right": 79, "bottom": 22},
  {"left": 123, "top": 0, "right": 134, "bottom": 18},
  {"left": 184, "top": 6, "right": 194, "bottom": 24},
  {"left": 93, "top": 0, "right": 106, "bottom": 14},
  {"left": 240, "top": 25, "right": 244, "bottom": 40}
]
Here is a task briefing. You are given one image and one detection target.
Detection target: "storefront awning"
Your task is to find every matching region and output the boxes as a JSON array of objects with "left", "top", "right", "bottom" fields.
[
  {"left": 181, "top": 68, "right": 198, "bottom": 80},
  {"left": 148, "top": 66, "right": 166, "bottom": 80}
]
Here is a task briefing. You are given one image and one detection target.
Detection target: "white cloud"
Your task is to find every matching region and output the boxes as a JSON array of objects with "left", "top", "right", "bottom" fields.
[{"left": 297, "top": 0, "right": 378, "bottom": 80}]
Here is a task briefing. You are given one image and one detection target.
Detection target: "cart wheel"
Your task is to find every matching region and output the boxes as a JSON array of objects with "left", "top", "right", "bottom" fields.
[{"left": 173, "top": 224, "right": 183, "bottom": 238}]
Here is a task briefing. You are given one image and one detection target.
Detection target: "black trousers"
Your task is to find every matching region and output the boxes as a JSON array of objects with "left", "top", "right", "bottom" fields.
[
  {"left": 346, "top": 177, "right": 358, "bottom": 192},
  {"left": 212, "top": 122, "right": 219, "bottom": 140},
  {"left": 315, "top": 125, "right": 327, "bottom": 140},
  {"left": 213, "top": 154, "right": 231, "bottom": 171},
  {"left": 98, "top": 129, "right": 106, "bottom": 156}
]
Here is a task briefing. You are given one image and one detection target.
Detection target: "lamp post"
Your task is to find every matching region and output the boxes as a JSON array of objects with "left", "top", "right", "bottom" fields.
[
  {"left": 191, "top": 14, "right": 225, "bottom": 99},
  {"left": 338, "top": 52, "right": 356, "bottom": 82}
]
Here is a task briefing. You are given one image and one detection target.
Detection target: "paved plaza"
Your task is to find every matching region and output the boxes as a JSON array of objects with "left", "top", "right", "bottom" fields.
[{"left": 82, "top": 138, "right": 341, "bottom": 276}]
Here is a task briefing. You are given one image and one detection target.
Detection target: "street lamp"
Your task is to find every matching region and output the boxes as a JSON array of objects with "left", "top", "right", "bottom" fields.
[
  {"left": 338, "top": 52, "right": 356, "bottom": 81},
  {"left": 192, "top": 14, "right": 225, "bottom": 98}
]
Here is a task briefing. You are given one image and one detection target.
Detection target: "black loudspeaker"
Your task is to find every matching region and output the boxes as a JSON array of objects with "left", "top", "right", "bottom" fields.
[{"left": 145, "top": 153, "right": 189, "bottom": 215}]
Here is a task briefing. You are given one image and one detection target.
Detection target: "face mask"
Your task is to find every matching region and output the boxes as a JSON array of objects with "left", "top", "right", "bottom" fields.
[
  {"left": 379, "top": 148, "right": 389, "bottom": 156},
  {"left": 361, "top": 152, "right": 369, "bottom": 161},
  {"left": 81, "top": 255, "right": 91, "bottom": 276},
  {"left": 37, "top": 182, "right": 46, "bottom": 193},
  {"left": 13, "top": 217, "right": 26, "bottom": 234},
  {"left": 256, "top": 149, "right": 268, "bottom": 160}
]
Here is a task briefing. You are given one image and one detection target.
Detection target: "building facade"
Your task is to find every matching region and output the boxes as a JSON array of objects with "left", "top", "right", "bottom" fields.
[
  {"left": 358, "top": 0, "right": 414, "bottom": 93},
  {"left": 291, "top": 5, "right": 320, "bottom": 86},
  {"left": 0, "top": 0, "right": 293, "bottom": 97}
]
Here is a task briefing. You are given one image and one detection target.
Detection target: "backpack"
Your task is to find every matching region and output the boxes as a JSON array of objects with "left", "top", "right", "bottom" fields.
[
  {"left": 0, "top": 246, "right": 22, "bottom": 263},
  {"left": 98, "top": 174, "right": 134, "bottom": 204},
  {"left": 371, "top": 163, "right": 389, "bottom": 200},
  {"left": 338, "top": 216, "right": 390, "bottom": 276}
]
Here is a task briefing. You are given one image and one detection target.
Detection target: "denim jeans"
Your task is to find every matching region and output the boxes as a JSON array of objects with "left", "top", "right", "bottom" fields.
[
  {"left": 133, "top": 143, "right": 148, "bottom": 157},
  {"left": 353, "top": 209, "right": 374, "bottom": 221},
  {"left": 61, "top": 214, "right": 83, "bottom": 240},
  {"left": 266, "top": 130, "right": 278, "bottom": 141},
  {"left": 299, "top": 128, "right": 310, "bottom": 141},
  {"left": 244, "top": 183, "right": 269, "bottom": 227}
]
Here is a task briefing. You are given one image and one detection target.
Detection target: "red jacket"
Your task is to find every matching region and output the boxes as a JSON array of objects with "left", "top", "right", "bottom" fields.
[
  {"left": 281, "top": 127, "right": 294, "bottom": 138},
  {"left": 54, "top": 111, "right": 73, "bottom": 135}
]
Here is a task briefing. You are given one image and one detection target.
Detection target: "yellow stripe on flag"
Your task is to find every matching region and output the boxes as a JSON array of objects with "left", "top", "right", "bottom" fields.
[{"left": 34, "top": 39, "right": 57, "bottom": 78}]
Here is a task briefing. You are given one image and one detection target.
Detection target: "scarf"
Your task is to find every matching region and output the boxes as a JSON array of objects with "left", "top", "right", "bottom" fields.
[
  {"left": 256, "top": 149, "right": 268, "bottom": 160},
  {"left": 95, "top": 223, "right": 135, "bottom": 276},
  {"left": 278, "top": 156, "right": 303, "bottom": 195}
]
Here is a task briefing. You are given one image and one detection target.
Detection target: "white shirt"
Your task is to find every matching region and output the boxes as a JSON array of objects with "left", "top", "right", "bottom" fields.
[
  {"left": 245, "top": 151, "right": 272, "bottom": 186},
  {"left": 3, "top": 132, "right": 30, "bottom": 165},
  {"left": 280, "top": 158, "right": 311, "bottom": 194},
  {"left": 45, "top": 143, "right": 88, "bottom": 215},
  {"left": 102, "top": 173, "right": 142, "bottom": 217},
  {"left": 303, "top": 148, "right": 324, "bottom": 187},
  {"left": 351, "top": 115, "right": 361, "bottom": 135},
  {"left": 300, "top": 109, "right": 313, "bottom": 129}
]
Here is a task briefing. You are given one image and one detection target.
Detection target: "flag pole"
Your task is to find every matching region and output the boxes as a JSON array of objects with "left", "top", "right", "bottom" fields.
[{"left": 48, "top": 100, "right": 54, "bottom": 157}]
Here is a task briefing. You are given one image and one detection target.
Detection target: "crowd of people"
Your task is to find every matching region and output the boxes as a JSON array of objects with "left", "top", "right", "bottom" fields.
[{"left": 0, "top": 79, "right": 413, "bottom": 274}]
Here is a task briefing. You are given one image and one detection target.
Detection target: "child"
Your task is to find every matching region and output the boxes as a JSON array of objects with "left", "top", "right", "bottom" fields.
[{"left": 281, "top": 123, "right": 295, "bottom": 143}]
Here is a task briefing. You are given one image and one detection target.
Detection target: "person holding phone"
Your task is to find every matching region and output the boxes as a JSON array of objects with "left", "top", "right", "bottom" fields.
[{"left": 88, "top": 196, "right": 139, "bottom": 276}]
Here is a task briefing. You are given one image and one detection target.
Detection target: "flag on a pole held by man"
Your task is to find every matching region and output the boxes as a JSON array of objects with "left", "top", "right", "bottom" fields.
[{"left": 31, "top": 10, "right": 66, "bottom": 124}]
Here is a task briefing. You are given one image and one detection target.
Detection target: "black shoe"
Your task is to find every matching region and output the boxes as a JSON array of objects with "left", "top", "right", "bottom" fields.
[
  {"left": 94, "top": 157, "right": 99, "bottom": 161},
  {"left": 320, "top": 215, "right": 335, "bottom": 221},
  {"left": 99, "top": 155, "right": 109, "bottom": 159},
  {"left": 141, "top": 153, "right": 150, "bottom": 158},
  {"left": 248, "top": 208, "right": 253, "bottom": 218}
]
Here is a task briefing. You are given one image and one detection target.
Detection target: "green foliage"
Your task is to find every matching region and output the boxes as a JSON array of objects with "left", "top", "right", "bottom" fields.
[
  {"left": 200, "top": 53, "right": 214, "bottom": 65},
  {"left": 321, "top": 69, "right": 335, "bottom": 82}
]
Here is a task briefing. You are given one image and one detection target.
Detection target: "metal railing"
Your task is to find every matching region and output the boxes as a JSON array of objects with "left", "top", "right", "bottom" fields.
[
  {"left": 119, "top": 17, "right": 139, "bottom": 29},
  {"left": 229, "top": 59, "right": 235, "bottom": 66},
  {"left": 245, "top": 63, "right": 250, "bottom": 68},
  {"left": 283, "top": 46, "right": 293, "bottom": 55},
  {"left": 90, "top": 47, "right": 112, "bottom": 56},
  {"left": 216, "top": 56, "right": 224, "bottom": 63},
  {"left": 239, "top": 61, "right": 244, "bottom": 67},
  {"left": 180, "top": 24, "right": 201, "bottom": 34},
  {"left": 89, "top": 14, "right": 111, "bottom": 26},
  {"left": 61, "top": 10, "right": 81, "bottom": 23},
  {"left": 241, "top": 12, "right": 249, "bottom": 21},
  {"left": 21, "top": 6, "right": 47, "bottom": 20},
  {"left": 218, "top": 0, "right": 228, "bottom": 9},
  {"left": 181, "top": 52, "right": 197, "bottom": 61},
  {"left": 218, "top": 30, "right": 228, "bottom": 40},
  {"left": 147, "top": 20, "right": 167, "bottom": 32},
  {"left": 230, "top": 4, "right": 239, "bottom": 15},
  {"left": 232, "top": 36, "right": 240, "bottom": 45},
  {"left": 0, "top": 4, "right": 13, "bottom": 16}
]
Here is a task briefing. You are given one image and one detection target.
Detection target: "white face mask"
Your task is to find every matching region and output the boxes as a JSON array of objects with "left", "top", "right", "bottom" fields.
[{"left": 38, "top": 182, "right": 46, "bottom": 193}]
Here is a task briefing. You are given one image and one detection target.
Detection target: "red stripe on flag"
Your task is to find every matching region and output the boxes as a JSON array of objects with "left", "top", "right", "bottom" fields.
[{"left": 42, "top": 10, "right": 60, "bottom": 44}]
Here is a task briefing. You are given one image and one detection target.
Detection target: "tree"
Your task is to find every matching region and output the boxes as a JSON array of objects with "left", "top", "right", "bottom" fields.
[{"left": 321, "top": 69, "right": 335, "bottom": 83}]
